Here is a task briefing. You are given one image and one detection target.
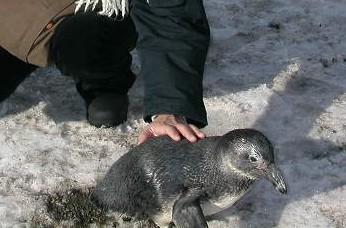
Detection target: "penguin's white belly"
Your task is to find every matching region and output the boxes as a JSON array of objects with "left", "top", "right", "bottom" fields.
[
  {"left": 151, "top": 201, "right": 175, "bottom": 227},
  {"left": 150, "top": 192, "right": 247, "bottom": 226},
  {"left": 201, "top": 193, "right": 244, "bottom": 216}
]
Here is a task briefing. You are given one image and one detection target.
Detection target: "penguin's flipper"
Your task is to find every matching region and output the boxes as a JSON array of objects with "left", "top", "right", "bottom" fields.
[{"left": 172, "top": 193, "right": 208, "bottom": 228}]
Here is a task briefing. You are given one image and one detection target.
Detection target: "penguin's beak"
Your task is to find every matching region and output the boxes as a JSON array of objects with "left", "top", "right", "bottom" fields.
[{"left": 265, "top": 165, "right": 287, "bottom": 194}]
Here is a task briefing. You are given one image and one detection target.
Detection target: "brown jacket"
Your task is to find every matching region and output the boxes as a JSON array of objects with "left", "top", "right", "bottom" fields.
[{"left": 0, "top": 0, "right": 76, "bottom": 67}]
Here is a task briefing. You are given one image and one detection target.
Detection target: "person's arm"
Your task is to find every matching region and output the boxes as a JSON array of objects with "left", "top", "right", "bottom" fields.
[{"left": 131, "top": 0, "right": 210, "bottom": 144}]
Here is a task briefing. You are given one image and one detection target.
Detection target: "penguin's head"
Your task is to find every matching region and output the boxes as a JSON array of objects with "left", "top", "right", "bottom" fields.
[{"left": 218, "top": 129, "right": 287, "bottom": 194}]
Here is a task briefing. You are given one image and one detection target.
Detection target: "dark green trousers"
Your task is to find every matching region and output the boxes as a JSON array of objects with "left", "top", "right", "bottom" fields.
[{"left": 131, "top": 0, "right": 210, "bottom": 127}]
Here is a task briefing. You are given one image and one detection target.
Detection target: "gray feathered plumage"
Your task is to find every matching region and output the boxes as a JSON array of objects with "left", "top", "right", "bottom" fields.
[{"left": 91, "top": 129, "right": 287, "bottom": 227}]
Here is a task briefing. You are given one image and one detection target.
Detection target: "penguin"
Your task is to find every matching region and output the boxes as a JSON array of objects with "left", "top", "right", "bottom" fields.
[{"left": 91, "top": 128, "right": 287, "bottom": 227}]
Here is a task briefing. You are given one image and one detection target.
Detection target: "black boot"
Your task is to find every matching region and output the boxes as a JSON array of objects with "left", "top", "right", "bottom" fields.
[
  {"left": 75, "top": 70, "right": 136, "bottom": 127},
  {"left": 87, "top": 93, "right": 129, "bottom": 127}
]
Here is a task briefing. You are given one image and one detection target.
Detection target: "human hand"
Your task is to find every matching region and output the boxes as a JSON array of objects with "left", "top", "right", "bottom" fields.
[{"left": 137, "top": 114, "right": 206, "bottom": 145}]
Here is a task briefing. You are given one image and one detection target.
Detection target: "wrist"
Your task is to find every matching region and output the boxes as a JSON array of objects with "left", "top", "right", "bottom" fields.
[
  {"left": 151, "top": 114, "right": 186, "bottom": 123},
  {"left": 150, "top": 115, "right": 158, "bottom": 122}
]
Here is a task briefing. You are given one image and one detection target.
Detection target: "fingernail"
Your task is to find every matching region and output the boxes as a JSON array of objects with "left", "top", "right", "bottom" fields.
[
  {"left": 174, "top": 135, "right": 181, "bottom": 141},
  {"left": 199, "top": 134, "right": 206, "bottom": 138},
  {"left": 190, "top": 136, "right": 197, "bottom": 142}
]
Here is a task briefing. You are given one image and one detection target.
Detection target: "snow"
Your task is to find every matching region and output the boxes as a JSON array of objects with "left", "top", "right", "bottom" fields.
[{"left": 1, "top": 0, "right": 346, "bottom": 227}]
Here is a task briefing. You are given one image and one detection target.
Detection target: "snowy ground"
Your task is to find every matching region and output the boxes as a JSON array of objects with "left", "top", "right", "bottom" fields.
[{"left": 1, "top": 0, "right": 346, "bottom": 227}]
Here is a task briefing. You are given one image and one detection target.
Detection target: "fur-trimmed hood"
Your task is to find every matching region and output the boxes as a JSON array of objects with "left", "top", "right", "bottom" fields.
[{"left": 75, "top": 0, "right": 129, "bottom": 17}]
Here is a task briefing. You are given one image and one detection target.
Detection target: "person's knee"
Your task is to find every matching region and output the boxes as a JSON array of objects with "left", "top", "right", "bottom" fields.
[{"left": 50, "top": 12, "right": 137, "bottom": 76}]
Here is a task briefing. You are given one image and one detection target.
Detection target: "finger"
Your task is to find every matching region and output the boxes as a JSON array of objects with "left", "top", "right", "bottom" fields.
[
  {"left": 150, "top": 124, "right": 181, "bottom": 141},
  {"left": 189, "top": 124, "right": 206, "bottom": 139},
  {"left": 175, "top": 124, "right": 198, "bottom": 142},
  {"left": 137, "top": 127, "right": 154, "bottom": 145},
  {"left": 139, "top": 124, "right": 181, "bottom": 143},
  {"left": 160, "top": 125, "right": 181, "bottom": 141}
]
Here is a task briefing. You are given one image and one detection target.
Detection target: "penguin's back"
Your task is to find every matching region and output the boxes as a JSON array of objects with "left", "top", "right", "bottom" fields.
[
  {"left": 91, "top": 149, "right": 159, "bottom": 219},
  {"left": 91, "top": 136, "right": 220, "bottom": 219},
  {"left": 138, "top": 136, "right": 221, "bottom": 195}
]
